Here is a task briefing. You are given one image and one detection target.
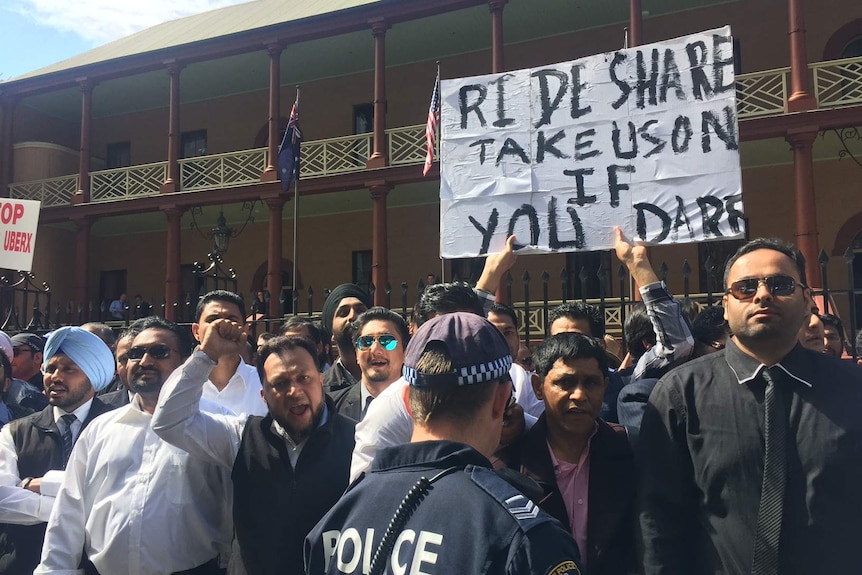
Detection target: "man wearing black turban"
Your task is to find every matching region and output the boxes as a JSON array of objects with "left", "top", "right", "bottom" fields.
[{"left": 321, "top": 284, "right": 371, "bottom": 393}]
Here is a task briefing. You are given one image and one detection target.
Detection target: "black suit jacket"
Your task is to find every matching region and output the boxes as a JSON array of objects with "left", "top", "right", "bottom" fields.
[
  {"left": 0, "top": 397, "right": 114, "bottom": 574},
  {"left": 327, "top": 384, "right": 362, "bottom": 422},
  {"left": 495, "top": 415, "right": 636, "bottom": 575}
]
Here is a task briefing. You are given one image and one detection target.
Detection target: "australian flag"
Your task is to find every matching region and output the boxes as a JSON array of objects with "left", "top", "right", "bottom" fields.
[{"left": 278, "top": 99, "right": 301, "bottom": 193}]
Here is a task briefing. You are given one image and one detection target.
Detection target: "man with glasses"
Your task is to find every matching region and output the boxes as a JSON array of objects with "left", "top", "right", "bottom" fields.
[
  {"left": 152, "top": 323, "right": 355, "bottom": 575},
  {"left": 36, "top": 317, "right": 233, "bottom": 575},
  {"left": 637, "top": 238, "right": 862, "bottom": 575},
  {"left": 10, "top": 333, "right": 45, "bottom": 390},
  {"left": 330, "top": 307, "right": 408, "bottom": 421},
  {"left": 0, "top": 327, "right": 115, "bottom": 575}
]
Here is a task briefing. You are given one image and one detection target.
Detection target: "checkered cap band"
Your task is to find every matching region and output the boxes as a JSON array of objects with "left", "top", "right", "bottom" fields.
[{"left": 402, "top": 312, "right": 513, "bottom": 387}]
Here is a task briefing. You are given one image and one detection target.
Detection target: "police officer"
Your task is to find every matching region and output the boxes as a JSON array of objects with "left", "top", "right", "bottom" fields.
[{"left": 305, "top": 312, "right": 583, "bottom": 575}]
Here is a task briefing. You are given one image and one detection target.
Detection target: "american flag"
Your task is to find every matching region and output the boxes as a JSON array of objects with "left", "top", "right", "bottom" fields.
[
  {"left": 422, "top": 72, "right": 440, "bottom": 176},
  {"left": 278, "top": 98, "right": 302, "bottom": 193}
]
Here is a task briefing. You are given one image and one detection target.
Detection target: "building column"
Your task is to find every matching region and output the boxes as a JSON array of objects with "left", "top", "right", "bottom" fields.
[
  {"left": 489, "top": 0, "right": 506, "bottom": 73},
  {"left": 262, "top": 44, "right": 282, "bottom": 181},
  {"left": 162, "top": 63, "right": 183, "bottom": 192},
  {"left": 787, "top": 129, "right": 820, "bottom": 287},
  {"left": 787, "top": 0, "right": 816, "bottom": 111},
  {"left": 163, "top": 206, "right": 184, "bottom": 320},
  {"left": 74, "top": 81, "right": 94, "bottom": 204},
  {"left": 367, "top": 18, "right": 389, "bottom": 169},
  {"left": 74, "top": 217, "right": 92, "bottom": 310},
  {"left": 0, "top": 96, "right": 15, "bottom": 198},
  {"left": 368, "top": 181, "right": 391, "bottom": 305},
  {"left": 629, "top": 0, "right": 643, "bottom": 46},
  {"left": 265, "top": 197, "right": 285, "bottom": 318}
]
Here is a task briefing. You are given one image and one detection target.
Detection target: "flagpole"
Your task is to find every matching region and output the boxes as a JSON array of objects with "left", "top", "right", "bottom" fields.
[{"left": 292, "top": 86, "right": 300, "bottom": 315}]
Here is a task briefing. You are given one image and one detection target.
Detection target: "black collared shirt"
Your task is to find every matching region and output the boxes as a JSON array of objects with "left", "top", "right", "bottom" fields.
[{"left": 636, "top": 338, "right": 862, "bottom": 575}]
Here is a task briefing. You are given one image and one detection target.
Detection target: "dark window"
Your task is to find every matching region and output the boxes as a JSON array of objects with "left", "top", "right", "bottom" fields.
[
  {"left": 698, "top": 240, "right": 745, "bottom": 295},
  {"left": 99, "top": 269, "right": 127, "bottom": 320},
  {"left": 841, "top": 36, "right": 862, "bottom": 58},
  {"left": 353, "top": 104, "right": 374, "bottom": 135},
  {"left": 565, "top": 251, "right": 612, "bottom": 300},
  {"left": 352, "top": 250, "right": 373, "bottom": 291},
  {"left": 181, "top": 130, "right": 207, "bottom": 159},
  {"left": 106, "top": 142, "right": 131, "bottom": 169},
  {"left": 449, "top": 258, "right": 484, "bottom": 284}
]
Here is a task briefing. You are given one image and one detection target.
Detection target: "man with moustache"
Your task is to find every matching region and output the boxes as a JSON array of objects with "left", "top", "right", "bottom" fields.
[
  {"left": 637, "top": 238, "right": 862, "bottom": 575},
  {"left": 152, "top": 324, "right": 356, "bottom": 575},
  {"left": 320, "top": 284, "right": 372, "bottom": 392},
  {"left": 36, "top": 317, "right": 232, "bottom": 575},
  {"left": 0, "top": 327, "right": 115, "bottom": 574},
  {"left": 329, "top": 307, "right": 408, "bottom": 421}
]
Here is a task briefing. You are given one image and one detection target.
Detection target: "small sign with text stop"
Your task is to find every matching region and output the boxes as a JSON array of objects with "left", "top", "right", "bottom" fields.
[{"left": 0, "top": 199, "right": 41, "bottom": 272}]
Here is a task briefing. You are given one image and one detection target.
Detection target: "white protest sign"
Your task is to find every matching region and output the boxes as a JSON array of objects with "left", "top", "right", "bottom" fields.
[
  {"left": 0, "top": 199, "right": 40, "bottom": 271},
  {"left": 439, "top": 26, "right": 743, "bottom": 258}
]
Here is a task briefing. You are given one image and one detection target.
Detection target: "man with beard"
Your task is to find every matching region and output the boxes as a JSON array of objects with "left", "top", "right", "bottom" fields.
[
  {"left": 36, "top": 317, "right": 232, "bottom": 575},
  {"left": 637, "top": 238, "right": 862, "bottom": 575},
  {"left": 0, "top": 327, "right": 115, "bottom": 574},
  {"left": 152, "top": 325, "right": 356, "bottom": 575},
  {"left": 320, "top": 284, "right": 372, "bottom": 392},
  {"left": 329, "top": 307, "right": 408, "bottom": 421}
]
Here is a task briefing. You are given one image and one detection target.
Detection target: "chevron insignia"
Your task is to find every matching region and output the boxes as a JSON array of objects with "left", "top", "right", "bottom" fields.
[{"left": 505, "top": 494, "right": 540, "bottom": 520}]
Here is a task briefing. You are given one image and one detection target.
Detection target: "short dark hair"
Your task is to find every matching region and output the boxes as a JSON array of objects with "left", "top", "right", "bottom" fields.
[
  {"left": 408, "top": 342, "right": 500, "bottom": 425},
  {"left": 0, "top": 349, "right": 11, "bottom": 384},
  {"left": 534, "top": 332, "right": 609, "bottom": 377},
  {"left": 488, "top": 302, "right": 519, "bottom": 329},
  {"left": 130, "top": 316, "right": 193, "bottom": 359},
  {"left": 723, "top": 237, "right": 807, "bottom": 288},
  {"left": 691, "top": 305, "right": 729, "bottom": 345},
  {"left": 623, "top": 303, "right": 654, "bottom": 361},
  {"left": 279, "top": 317, "right": 322, "bottom": 345},
  {"left": 415, "top": 282, "right": 483, "bottom": 327},
  {"left": 820, "top": 313, "right": 846, "bottom": 346},
  {"left": 256, "top": 335, "right": 319, "bottom": 384},
  {"left": 352, "top": 307, "right": 409, "bottom": 346},
  {"left": 195, "top": 290, "right": 246, "bottom": 323},
  {"left": 548, "top": 302, "right": 605, "bottom": 338},
  {"left": 80, "top": 323, "right": 116, "bottom": 349}
]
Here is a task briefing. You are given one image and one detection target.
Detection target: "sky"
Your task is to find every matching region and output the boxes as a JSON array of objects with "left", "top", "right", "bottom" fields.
[{"left": 0, "top": 0, "right": 254, "bottom": 81}]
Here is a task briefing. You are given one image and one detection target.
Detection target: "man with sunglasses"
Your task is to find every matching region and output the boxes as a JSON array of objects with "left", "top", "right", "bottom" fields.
[
  {"left": 10, "top": 333, "right": 45, "bottom": 391},
  {"left": 37, "top": 317, "right": 233, "bottom": 575},
  {"left": 0, "top": 327, "right": 115, "bottom": 575},
  {"left": 330, "top": 307, "right": 409, "bottom": 421},
  {"left": 637, "top": 238, "right": 862, "bottom": 575}
]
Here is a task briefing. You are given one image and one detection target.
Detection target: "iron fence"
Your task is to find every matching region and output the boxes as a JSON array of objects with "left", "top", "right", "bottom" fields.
[{"left": 3, "top": 248, "right": 860, "bottom": 359}]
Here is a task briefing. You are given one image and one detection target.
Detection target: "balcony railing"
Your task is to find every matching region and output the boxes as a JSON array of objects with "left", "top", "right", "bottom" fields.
[
  {"left": 8, "top": 56, "right": 862, "bottom": 206},
  {"left": 91, "top": 161, "right": 166, "bottom": 202}
]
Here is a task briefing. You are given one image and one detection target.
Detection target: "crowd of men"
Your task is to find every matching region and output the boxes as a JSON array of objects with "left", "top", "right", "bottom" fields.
[{"left": 0, "top": 229, "right": 858, "bottom": 575}]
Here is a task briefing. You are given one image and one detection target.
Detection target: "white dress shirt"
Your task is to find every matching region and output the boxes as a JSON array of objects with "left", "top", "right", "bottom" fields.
[
  {"left": 510, "top": 362, "right": 545, "bottom": 418},
  {"left": 34, "top": 395, "right": 233, "bottom": 575},
  {"left": 350, "top": 365, "right": 538, "bottom": 482},
  {"left": 201, "top": 359, "right": 267, "bottom": 418},
  {"left": 0, "top": 398, "right": 95, "bottom": 525}
]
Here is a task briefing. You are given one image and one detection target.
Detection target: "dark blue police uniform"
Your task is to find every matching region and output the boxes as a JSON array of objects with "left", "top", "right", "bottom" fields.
[{"left": 304, "top": 440, "right": 583, "bottom": 575}]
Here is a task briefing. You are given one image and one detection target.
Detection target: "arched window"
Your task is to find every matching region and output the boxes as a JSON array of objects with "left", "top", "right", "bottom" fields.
[{"left": 841, "top": 36, "right": 862, "bottom": 59}]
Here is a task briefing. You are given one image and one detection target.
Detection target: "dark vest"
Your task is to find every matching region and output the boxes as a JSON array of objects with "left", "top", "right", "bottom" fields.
[
  {"left": 0, "top": 398, "right": 113, "bottom": 574},
  {"left": 231, "top": 398, "right": 355, "bottom": 575}
]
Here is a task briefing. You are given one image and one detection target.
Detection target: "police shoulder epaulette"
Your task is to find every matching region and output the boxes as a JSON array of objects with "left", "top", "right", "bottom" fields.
[{"left": 467, "top": 465, "right": 549, "bottom": 531}]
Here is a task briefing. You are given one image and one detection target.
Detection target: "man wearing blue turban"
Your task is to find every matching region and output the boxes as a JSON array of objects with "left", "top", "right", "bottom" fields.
[{"left": 0, "top": 326, "right": 115, "bottom": 574}]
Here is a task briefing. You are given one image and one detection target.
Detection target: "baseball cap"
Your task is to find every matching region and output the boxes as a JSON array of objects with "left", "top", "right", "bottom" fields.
[
  {"left": 10, "top": 332, "right": 45, "bottom": 353},
  {"left": 402, "top": 312, "right": 512, "bottom": 387}
]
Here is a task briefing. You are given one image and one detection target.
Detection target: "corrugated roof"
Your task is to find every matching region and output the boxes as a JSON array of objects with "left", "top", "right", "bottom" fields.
[{"left": 11, "top": 0, "right": 381, "bottom": 81}]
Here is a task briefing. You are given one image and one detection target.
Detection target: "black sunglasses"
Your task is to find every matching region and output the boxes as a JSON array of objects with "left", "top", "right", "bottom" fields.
[
  {"left": 725, "top": 275, "right": 803, "bottom": 300},
  {"left": 126, "top": 344, "right": 175, "bottom": 361}
]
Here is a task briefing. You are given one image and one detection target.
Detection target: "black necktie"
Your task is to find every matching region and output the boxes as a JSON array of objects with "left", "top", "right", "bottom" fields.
[
  {"left": 361, "top": 396, "right": 374, "bottom": 420},
  {"left": 751, "top": 367, "right": 787, "bottom": 575},
  {"left": 60, "top": 414, "right": 77, "bottom": 467}
]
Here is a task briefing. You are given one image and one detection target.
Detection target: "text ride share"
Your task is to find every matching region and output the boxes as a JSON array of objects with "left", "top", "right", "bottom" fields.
[
  {"left": 439, "top": 26, "right": 744, "bottom": 258},
  {"left": 0, "top": 199, "right": 41, "bottom": 272}
]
